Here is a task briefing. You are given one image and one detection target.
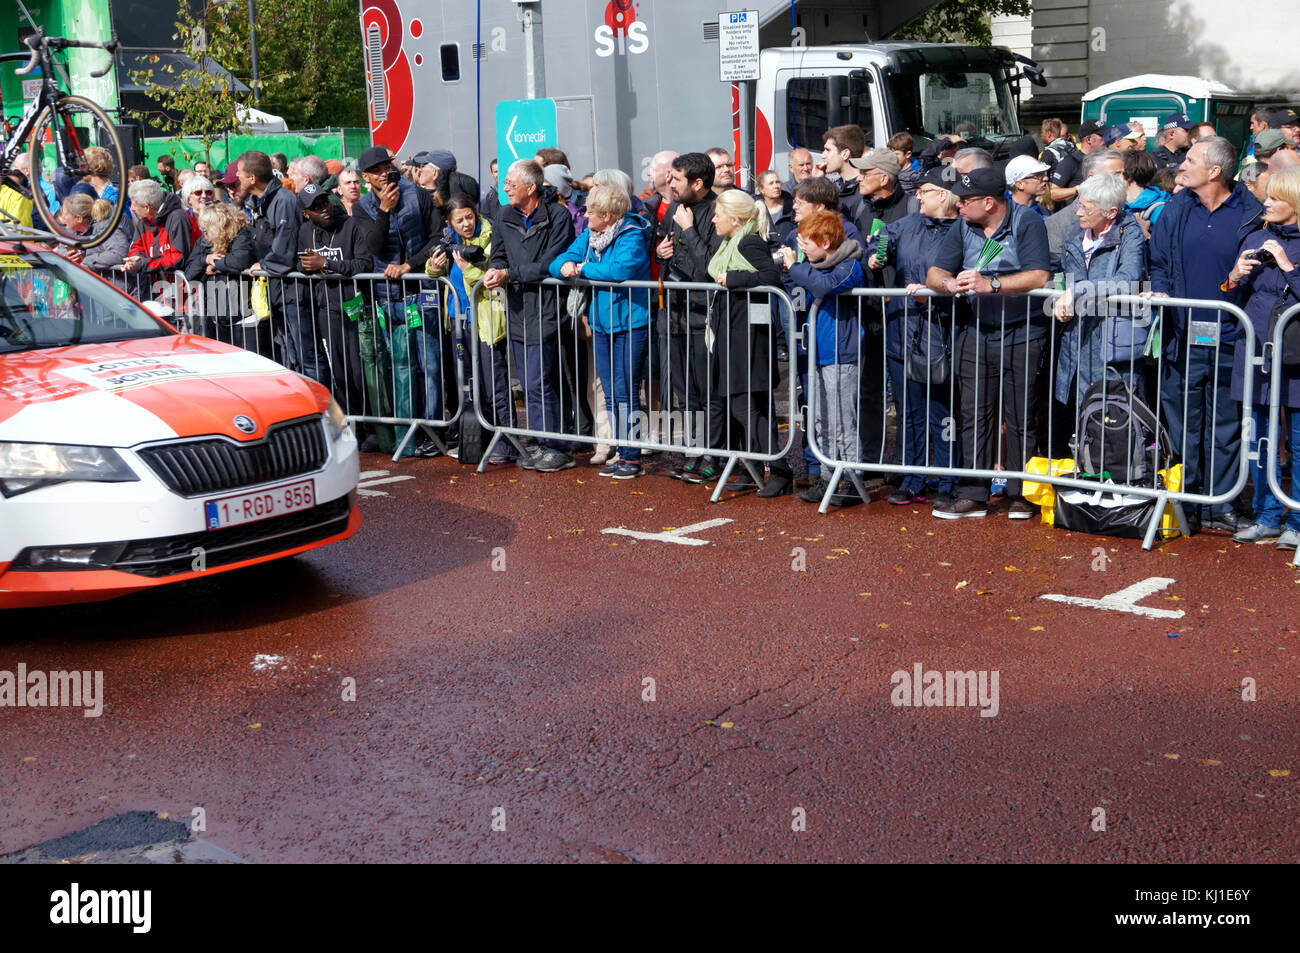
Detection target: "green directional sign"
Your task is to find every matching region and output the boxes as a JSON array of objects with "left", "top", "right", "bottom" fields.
[{"left": 495, "top": 98, "right": 558, "bottom": 205}]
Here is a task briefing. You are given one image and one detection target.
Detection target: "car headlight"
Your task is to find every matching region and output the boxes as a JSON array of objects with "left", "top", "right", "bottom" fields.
[
  {"left": 0, "top": 442, "right": 139, "bottom": 497},
  {"left": 323, "top": 398, "right": 352, "bottom": 443}
]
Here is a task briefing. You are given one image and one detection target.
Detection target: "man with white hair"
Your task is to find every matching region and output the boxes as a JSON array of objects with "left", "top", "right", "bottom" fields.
[
  {"left": 482, "top": 157, "right": 577, "bottom": 471},
  {"left": 288, "top": 155, "right": 328, "bottom": 192},
  {"left": 122, "top": 176, "right": 196, "bottom": 275},
  {"left": 1149, "top": 136, "right": 1264, "bottom": 533}
]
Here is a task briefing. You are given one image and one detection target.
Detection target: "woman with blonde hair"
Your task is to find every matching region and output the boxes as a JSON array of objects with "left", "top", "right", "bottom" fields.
[
  {"left": 698, "top": 188, "right": 791, "bottom": 495},
  {"left": 1225, "top": 166, "right": 1300, "bottom": 548},
  {"left": 82, "top": 196, "right": 133, "bottom": 271},
  {"left": 549, "top": 184, "right": 653, "bottom": 477}
]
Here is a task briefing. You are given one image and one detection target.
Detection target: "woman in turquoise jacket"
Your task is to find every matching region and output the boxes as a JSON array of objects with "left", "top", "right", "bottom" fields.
[{"left": 550, "top": 185, "right": 652, "bottom": 478}]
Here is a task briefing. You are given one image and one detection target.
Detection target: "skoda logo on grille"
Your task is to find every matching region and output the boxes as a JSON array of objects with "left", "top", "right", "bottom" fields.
[{"left": 233, "top": 415, "right": 257, "bottom": 434}]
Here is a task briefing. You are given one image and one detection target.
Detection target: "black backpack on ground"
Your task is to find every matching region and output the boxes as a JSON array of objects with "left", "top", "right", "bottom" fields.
[{"left": 1073, "top": 370, "right": 1171, "bottom": 485}]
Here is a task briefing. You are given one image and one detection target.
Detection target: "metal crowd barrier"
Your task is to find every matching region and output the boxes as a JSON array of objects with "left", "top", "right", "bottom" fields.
[
  {"left": 1265, "top": 301, "right": 1300, "bottom": 567},
  {"left": 467, "top": 276, "right": 799, "bottom": 503},
  {"left": 803, "top": 286, "right": 1256, "bottom": 550},
  {"left": 109, "top": 265, "right": 464, "bottom": 463}
]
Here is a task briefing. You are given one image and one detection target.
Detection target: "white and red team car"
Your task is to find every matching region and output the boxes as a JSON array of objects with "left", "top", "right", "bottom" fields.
[{"left": 0, "top": 244, "right": 360, "bottom": 609}]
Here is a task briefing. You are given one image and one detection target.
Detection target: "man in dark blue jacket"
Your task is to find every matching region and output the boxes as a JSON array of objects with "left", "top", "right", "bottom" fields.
[
  {"left": 239, "top": 149, "right": 320, "bottom": 383},
  {"left": 1149, "top": 136, "right": 1264, "bottom": 532},
  {"left": 483, "top": 158, "right": 577, "bottom": 471}
]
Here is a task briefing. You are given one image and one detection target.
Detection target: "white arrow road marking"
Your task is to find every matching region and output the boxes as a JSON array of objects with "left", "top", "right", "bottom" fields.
[
  {"left": 1039, "top": 576, "right": 1185, "bottom": 620},
  {"left": 506, "top": 115, "right": 520, "bottom": 158},
  {"left": 601, "top": 518, "right": 733, "bottom": 546},
  {"left": 357, "top": 469, "right": 416, "bottom": 497}
]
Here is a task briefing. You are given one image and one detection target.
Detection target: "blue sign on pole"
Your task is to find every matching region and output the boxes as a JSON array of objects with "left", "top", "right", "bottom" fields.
[{"left": 495, "top": 98, "right": 558, "bottom": 205}]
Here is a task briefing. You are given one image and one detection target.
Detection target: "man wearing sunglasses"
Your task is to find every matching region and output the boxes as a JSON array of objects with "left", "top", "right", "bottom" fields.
[{"left": 926, "top": 167, "right": 1051, "bottom": 521}]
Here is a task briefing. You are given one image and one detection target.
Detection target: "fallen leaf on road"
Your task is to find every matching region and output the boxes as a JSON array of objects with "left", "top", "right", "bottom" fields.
[
  {"left": 247, "top": 723, "right": 262, "bottom": 729},
  {"left": 878, "top": 623, "right": 890, "bottom": 629},
  {"left": 1197, "top": 759, "right": 1222, "bottom": 766},
  {"left": 720, "top": 722, "right": 734, "bottom": 729},
  {"left": 21, "top": 757, "right": 35, "bottom": 762},
  {"left": 1164, "top": 753, "right": 1180, "bottom": 760},
  {"left": 955, "top": 580, "right": 969, "bottom": 590},
  {"left": 1004, "top": 566, "right": 1020, "bottom": 572},
  {"left": 1030, "top": 626, "right": 1044, "bottom": 631},
  {"left": 939, "top": 561, "right": 952, "bottom": 566},
  {"left": 1269, "top": 769, "right": 1291, "bottom": 777}
]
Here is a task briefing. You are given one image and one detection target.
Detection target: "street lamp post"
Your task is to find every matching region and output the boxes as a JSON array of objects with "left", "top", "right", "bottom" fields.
[{"left": 247, "top": 0, "right": 259, "bottom": 104}]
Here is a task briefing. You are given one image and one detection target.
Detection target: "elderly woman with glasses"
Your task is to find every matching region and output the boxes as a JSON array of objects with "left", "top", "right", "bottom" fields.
[
  {"left": 1053, "top": 171, "right": 1150, "bottom": 411},
  {"left": 181, "top": 175, "right": 216, "bottom": 218}
]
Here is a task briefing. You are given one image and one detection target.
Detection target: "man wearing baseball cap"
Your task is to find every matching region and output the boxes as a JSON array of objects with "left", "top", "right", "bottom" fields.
[
  {"left": 291, "top": 182, "right": 370, "bottom": 424},
  {"left": 1048, "top": 118, "right": 1106, "bottom": 205},
  {"left": 925, "top": 167, "right": 1051, "bottom": 521},
  {"left": 1103, "top": 123, "right": 1144, "bottom": 152},
  {"left": 1004, "top": 155, "right": 1051, "bottom": 217},
  {"left": 352, "top": 144, "right": 449, "bottom": 455},
  {"left": 1153, "top": 112, "right": 1195, "bottom": 170}
]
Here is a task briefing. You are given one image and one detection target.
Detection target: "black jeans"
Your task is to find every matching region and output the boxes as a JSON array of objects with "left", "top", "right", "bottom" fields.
[{"left": 955, "top": 329, "right": 1047, "bottom": 502}]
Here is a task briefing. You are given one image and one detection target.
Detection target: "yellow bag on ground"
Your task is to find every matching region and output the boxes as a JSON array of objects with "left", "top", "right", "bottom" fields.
[{"left": 1023, "top": 457, "right": 1076, "bottom": 525}]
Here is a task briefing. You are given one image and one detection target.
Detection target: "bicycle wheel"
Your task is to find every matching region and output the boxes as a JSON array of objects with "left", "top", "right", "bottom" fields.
[{"left": 28, "top": 93, "right": 127, "bottom": 250}]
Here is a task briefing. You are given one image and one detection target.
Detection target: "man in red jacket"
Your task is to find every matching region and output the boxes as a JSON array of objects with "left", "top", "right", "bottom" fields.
[{"left": 122, "top": 177, "right": 196, "bottom": 274}]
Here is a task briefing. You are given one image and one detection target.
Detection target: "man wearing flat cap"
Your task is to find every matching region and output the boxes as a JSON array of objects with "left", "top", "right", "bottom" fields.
[{"left": 926, "top": 167, "right": 1051, "bottom": 521}]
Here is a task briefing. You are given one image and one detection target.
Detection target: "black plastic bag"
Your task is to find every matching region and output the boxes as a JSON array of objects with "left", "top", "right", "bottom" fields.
[{"left": 1054, "top": 488, "right": 1158, "bottom": 539}]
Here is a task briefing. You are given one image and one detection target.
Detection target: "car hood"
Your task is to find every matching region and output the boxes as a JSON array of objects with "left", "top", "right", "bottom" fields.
[{"left": 0, "top": 335, "right": 328, "bottom": 446}]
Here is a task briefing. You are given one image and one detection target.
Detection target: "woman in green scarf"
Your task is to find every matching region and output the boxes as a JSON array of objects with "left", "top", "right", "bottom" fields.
[{"left": 699, "top": 188, "right": 793, "bottom": 497}]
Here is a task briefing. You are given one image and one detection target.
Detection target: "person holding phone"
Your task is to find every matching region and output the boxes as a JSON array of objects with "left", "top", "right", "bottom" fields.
[{"left": 1224, "top": 167, "right": 1300, "bottom": 548}]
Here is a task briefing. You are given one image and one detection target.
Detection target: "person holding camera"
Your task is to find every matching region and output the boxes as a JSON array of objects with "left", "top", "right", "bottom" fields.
[
  {"left": 426, "top": 195, "right": 515, "bottom": 466},
  {"left": 1224, "top": 167, "right": 1300, "bottom": 548}
]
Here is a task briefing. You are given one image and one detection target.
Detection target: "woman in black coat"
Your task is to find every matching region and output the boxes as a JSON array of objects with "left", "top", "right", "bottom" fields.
[{"left": 701, "top": 188, "right": 792, "bottom": 496}]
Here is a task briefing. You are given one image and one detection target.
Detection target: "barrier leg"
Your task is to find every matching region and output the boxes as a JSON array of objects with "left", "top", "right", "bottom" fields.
[
  {"left": 1141, "top": 491, "right": 1167, "bottom": 551},
  {"left": 392, "top": 422, "right": 420, "bottom": 462},
  {"left": 819, "top": 465, "right": 846, "bottom": 515},
  {"left": 709, "top": 455, "right": 739, "bottom": 504}
]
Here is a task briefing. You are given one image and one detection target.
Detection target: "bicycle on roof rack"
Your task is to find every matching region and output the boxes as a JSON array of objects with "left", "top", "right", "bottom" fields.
[{"left": 0, "top": 27, "right": 125, "bottom": 249}]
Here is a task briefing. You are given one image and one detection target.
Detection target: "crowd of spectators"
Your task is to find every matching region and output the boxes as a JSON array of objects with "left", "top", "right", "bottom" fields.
[{"left": 7, "top": 102, "right": 1300, "bottom": 545}]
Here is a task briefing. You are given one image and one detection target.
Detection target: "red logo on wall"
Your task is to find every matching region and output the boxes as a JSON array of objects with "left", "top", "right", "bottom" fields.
[{"left": 362, "top": 0, "right": 414, "bottom": 154}]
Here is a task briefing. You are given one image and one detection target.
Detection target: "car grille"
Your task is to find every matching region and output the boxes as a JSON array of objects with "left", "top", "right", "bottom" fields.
[
  {"left": 112, "top": 495, "right": 354, "bottom": 577},
  {"left": 137, "top": 417, "right": 328, "bottom": 497}
]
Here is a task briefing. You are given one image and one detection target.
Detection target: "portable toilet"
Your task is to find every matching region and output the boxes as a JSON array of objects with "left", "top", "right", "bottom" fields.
[{"left": 1080, "top": 74, "right": 1259, "bottom": 153}]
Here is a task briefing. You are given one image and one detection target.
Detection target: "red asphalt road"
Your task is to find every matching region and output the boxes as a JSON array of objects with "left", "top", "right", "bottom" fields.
[{"left": 1, "top": 450, "right": 1298, "bottom": 863}]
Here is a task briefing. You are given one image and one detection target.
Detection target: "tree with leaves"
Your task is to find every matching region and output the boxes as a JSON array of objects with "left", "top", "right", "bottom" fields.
[
  {"left": 893, "top": 0, "right": 1033, "bottom": 47},
  {"left": 127, "top": 3, "right": 246, "bottom": 165},
  {"left": 218, "top": 0, "right": 367, "bottom": 130}
]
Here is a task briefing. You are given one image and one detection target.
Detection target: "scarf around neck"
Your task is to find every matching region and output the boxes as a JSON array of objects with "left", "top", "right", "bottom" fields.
[{"left": 707, "top": 218, "right": 758, "bottom": 280}]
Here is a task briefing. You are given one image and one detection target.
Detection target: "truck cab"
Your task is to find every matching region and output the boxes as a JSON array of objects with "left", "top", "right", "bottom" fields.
[{"left": 752, "top": 43, "right": 1043, "bottom": 176}]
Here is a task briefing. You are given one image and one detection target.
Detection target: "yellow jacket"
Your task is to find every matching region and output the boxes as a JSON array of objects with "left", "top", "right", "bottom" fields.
[
  {"left": 425, "top": 218, "right": 507, "bottom": 345},
  {"left": 0, "top": 180, "right": 34, "bottom": 229}
]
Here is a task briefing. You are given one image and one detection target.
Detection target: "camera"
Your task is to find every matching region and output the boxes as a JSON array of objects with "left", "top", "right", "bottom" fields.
[
  {"left": 384, "top": 170, "right": 401, "bottom": 186},
  {"left": 1253, "top": 248, "right": 1278, "bottom": 267},
  {"left": 434, "top": 239, "right": 485, "bottom": 265}
]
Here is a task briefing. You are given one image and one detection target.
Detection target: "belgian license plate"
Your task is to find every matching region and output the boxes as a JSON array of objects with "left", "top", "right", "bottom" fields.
[{"left": 204, "top": 479, "right": 316, "bottom": 530}]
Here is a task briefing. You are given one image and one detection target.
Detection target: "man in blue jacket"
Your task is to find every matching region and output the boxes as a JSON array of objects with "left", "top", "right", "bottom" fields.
[{"left": 1149, "top": 136, "right": 1264, "bottom": 533}]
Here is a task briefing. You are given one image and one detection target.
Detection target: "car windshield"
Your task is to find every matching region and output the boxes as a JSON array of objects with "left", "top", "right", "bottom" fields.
[
  {"left": 0, "top": 251, "right": 172, "bottom": 354},
  {"left": 886, "top": 69, "right": 1021, "bottom": 149}
]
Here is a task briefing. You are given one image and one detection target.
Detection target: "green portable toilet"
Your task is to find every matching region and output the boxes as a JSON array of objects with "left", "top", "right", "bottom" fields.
[{"left": 1080, "top": 74, "right": 1259, "bottom": 154}]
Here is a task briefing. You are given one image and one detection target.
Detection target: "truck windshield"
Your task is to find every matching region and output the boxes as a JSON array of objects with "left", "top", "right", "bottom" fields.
[{"left": 886, "top": 69, "right": 1021, "bottom": 149}]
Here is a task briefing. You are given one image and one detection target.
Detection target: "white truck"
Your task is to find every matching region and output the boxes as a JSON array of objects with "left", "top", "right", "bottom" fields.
[{"left": 359, "top": 0, "right": 1045, "bottom": 187}]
